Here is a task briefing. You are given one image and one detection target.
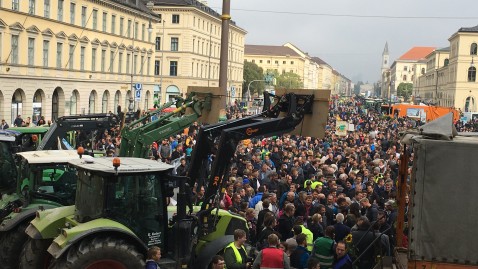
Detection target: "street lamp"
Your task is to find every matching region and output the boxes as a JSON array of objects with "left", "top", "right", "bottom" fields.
[
  {"left": 435, "top": 68, "right": 439, "bottom": 105},
  {"left": 159, "top": 20, "right": 165, "bottom": 104},
  {"left": 148, "top": 18, "right": 153, "bottom": 34},
  {"left": 247, "top": 80, "right": 265, "bottom": 101},
  {"left": 130, "top": 18, "right": 136, "bottom": 112}
]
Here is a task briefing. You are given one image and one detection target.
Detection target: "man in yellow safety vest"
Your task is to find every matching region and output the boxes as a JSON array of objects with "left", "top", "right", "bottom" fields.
[{"left": 224, "top": 229, "right": 251, "bottom": 269}]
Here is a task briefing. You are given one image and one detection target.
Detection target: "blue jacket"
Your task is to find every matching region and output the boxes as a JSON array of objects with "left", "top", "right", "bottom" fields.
[
  {"left": 145, "top": 260, "right": 160, "bottom": 269},
  {"left": 290, "top": 245, "right": 310, "bottom": 269},
  {"left": 249, "top": 192, "right": 263, "bottom": 208}
]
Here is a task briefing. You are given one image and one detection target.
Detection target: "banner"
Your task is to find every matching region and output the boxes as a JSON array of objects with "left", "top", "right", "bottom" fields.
[{"left": 335, "top": 121, "right": 348, "bottom": 136}]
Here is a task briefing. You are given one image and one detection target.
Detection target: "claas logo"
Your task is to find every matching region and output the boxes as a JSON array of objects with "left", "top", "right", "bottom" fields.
[{"left": 246, "top": 128, "right": 259, "bottom": 136}]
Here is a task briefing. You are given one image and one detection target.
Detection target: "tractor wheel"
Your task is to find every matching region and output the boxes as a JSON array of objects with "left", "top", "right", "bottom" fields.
[
  {"left": 19, "top": 238, "right": 53, "bottom": 269},
  {"left": 0, "top": 222, "right": 29, "bottom": 269},
  {"left": 49, "top": 236, "right": 145, "bottom": 269}
]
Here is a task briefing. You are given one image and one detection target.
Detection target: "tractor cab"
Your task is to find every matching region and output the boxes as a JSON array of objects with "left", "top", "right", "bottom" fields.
[
  {"left": 0, "top": 130, "right": 18, "bottom": 194},
  {"left": 8, "top": 126, "right": 49, "bottom": 152},
  {"left": 67, "top": 157, "right": 174, "bottom": 249},
  {"left": 0, "top": 151, "right": 91, "bottom": 221}
]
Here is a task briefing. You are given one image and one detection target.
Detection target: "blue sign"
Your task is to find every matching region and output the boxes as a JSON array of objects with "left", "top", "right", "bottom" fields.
[
  {"left": 135, "top": 89, "right": 141, "bottom": 100},
  {"left": 135, "top": 83, "right": 142, "bottom": 90}
]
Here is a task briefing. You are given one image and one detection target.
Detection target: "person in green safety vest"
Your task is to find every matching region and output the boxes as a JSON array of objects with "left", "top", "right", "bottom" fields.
[
  {"left": 311, "top": 226, "right": 336, "bottom": 269},
  {"left": 299, "top": 223, "right": 314, "bottom": 252},
  {"left": 224, "top": 229, "right": 251, "bottom": 269}
]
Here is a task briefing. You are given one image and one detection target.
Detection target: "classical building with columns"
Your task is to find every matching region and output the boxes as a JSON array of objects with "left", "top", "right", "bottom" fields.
[
  {"left": 0, "top": 0, "right": 246, "bottom": 125},
  {"left": 0, "top": 0, "right": 161, "bottom": 125}
]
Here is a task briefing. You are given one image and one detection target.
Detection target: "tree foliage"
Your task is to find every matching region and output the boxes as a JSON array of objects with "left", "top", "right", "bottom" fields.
[
  {"left": 397, "top": 82, "right": 413, "bottom": 101},
  {"left": 267, "top": 70, "right": 303, "bottom": 89},
  {"left": 243, "top": 61, "right": 265, "bottom": 97},
  {"left": 354, "top": 81, "right": 364, "bottom": 95}
]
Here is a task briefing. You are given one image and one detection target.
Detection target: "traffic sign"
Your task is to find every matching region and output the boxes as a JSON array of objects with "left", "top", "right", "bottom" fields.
[
  {"left": 135, "top": 83, "right": 142, "bottom": 91},
  {"left": 135, "top": 89, "right": 141, "bottom": 101}
]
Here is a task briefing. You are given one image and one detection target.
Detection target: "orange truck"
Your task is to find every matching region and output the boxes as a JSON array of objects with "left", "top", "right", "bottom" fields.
[{"left": 387, "top": 104, "right": 460, "bottom": 122}]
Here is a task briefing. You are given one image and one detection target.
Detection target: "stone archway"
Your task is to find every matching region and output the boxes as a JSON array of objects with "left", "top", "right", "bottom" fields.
[
  {"left": 32, "top": 89, "right": 45, "bottom": 124},
  {"left": 70, "top": 90, "right": 79, "bottom": 115},
  {"left": 114, "top": 90, "right": 122, "bottom": 113},
  {"left": 11, "top": 88, "right": 26, "bottom": 125},
  {"left": 166, "top": 85, "right": 180, "bottom": 103},
  {"left": 125, "top": 90, "right": 133, "bottom": 112},
  {"left": 52, "top": 87, "right": 65, "bottom": 121},
  {"left": 465, "top": 96, "right": 476, "bottom": 112},
  {"left": 89, "top": 90, "right": 98, "bottom": 114},
  {"left": 102, "top": 90, "right": 110, "bottom": 113}
]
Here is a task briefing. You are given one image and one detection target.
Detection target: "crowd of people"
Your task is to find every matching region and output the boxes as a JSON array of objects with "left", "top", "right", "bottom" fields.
[
  {"left": 207, "top": 98, "right": 412, "bottom": 269},
  {"left": 144, "top": 96, "right": 423, "bottom": 269},
  {"left": 1, "top": 96, "right": 460, "bottom": 269}
]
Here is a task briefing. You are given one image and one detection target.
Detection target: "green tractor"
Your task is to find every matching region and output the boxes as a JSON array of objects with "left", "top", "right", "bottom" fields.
[
  {"left": 0, "top": 130, "right": 19, "bottom": 196},
  {"left": 23, "top": 157, "right": 246, "bottom": 269},
  {"left": 0, "top": 127, "right": 49, "bottom": 195},
  {"left": 0, "top": 150, "right": 91, "bottom": 269}
]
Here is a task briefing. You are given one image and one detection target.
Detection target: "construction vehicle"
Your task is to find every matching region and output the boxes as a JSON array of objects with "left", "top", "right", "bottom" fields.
[
  {"left": 392, "top": 113, "right": 478, "bottom": 269},
  {"left": 383, "top": 103, "right": 460, "bottom": 122},
  {"left": 0, "top": 150, "right": 92, "bottom": 269},
  {"left": 21, "top": 90, "right": 329, "bottom": 269}
]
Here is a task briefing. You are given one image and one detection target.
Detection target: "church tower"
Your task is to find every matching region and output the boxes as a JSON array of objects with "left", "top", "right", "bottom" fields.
[
  {"left": 382, "top": 42, "right": 390, "bottom": 73},
  {"left": 380, "top": 42, "right": 390, "bottom": 98}
]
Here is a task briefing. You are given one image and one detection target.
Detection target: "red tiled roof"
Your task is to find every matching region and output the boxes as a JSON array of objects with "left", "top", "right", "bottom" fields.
[{"left": 398, "top": 47, "right": 436, "bottom": 61}]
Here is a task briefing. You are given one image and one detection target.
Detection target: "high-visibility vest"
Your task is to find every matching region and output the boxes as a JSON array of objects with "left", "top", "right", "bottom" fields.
[
  {"left": 300, "top": 225, "right": 314, "bottom": 251},
  {"left": 224, "top": 242, "right": 246, "bottom": 264},
  {"left": 313, "top": 236, "right": 335, "bottom": 269}
]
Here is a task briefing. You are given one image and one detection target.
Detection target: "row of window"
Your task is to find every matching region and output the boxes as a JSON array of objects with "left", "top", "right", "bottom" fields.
[
  {"left": 154, "top": 37, "right": 178, "bottom": 51},
  {"left": 248, "top": 59, "right": 295, "bottom": 65},
  {"left": 189, "top": 62, "right": 242, "bottom": 80},
  {"left": 8, "top": 0, "right": 152, "bottom": 42},
  {"left": 153, "top": 60, "right": 177, "bottom": 76},
  {"left": 192, "top": 15, "right": 243, "bottom": 45},
  {"left": 7, "top": 34, "right": 159, "bottom": 75},
  {"left": 153, "top": 36, "right": 243, "bottom": 63}
]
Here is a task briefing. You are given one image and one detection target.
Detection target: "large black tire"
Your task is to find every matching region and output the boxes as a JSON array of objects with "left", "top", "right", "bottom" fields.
[
  {"left": 0, "top": 222, "right": 29, "bottom": 269},
  {"left": 49, "top": 236, "right": 145, "bottom": 269},
  {"left": 19, "top": 238, "right": 53, "bottom": 269}
]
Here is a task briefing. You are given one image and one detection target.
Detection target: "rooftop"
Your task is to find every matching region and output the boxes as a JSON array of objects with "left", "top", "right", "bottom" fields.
[
  {"left": 458, "top": 25, "right": 478, "bottom": 33},
  {"left": 150, "top": 0, "right": 236, "bottom": 25},
  {"left": 311, "top": 56, "right": 331, "bottom": 67},
  {"left": 398, "top": 47, "right": 436, "bottom": 61},
  {"left": 111, "top": 0, "right": 157, "bottom": 17},
  {"left": 245, "top": 45, "right": 301, "bottom": 57},
  {"left": 69, "top": 157, "right": 173, "bottom": 174}
]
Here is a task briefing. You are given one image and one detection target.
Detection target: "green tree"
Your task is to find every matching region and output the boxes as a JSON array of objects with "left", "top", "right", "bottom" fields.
[
  {"left": 354, "top": 81, "right": 363, "bottom": 95},
  {"left": 397, "top": 82, "right": 413, "bottom": 101},
  {"left": 267, "top": 70, "right": 303, "bottom": 89},
  {"left": 243, "top": 61, "right": 264, "bottom": 97}
]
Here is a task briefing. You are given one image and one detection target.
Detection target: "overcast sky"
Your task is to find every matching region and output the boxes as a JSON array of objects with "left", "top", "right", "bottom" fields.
[{"left": 207, "top": 0, "right": 478, "bottom": 84}]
